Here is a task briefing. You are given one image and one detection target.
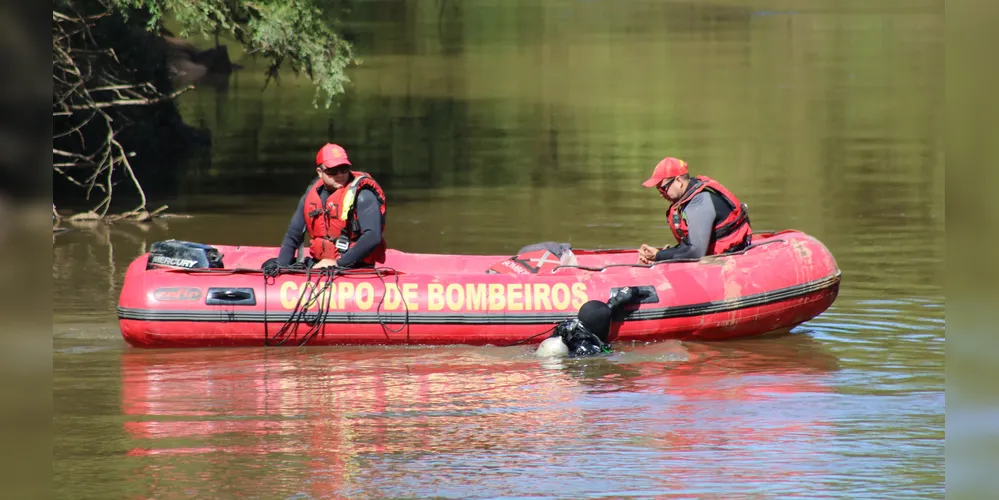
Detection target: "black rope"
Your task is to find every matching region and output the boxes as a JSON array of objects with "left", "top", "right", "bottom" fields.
[
  {"left": 263, "top": 273, "right": 273, "bottom": 346},
  {"left": 295, "top": 267, "right": 339, "bottom": 346},
  {"left": 295, "top": 266, "right": 341, "bottom": 346},
  {"left": 267, "top": 266, "right": 340, "bottom": 346},
  {"left": 498, "top": 324, "right": 559, "bottom": 347},
  {"left": 259, "top": 264, "right": 413, "bottom": 347},
  {"left": 368, "top": 266, "right": 410, "bottom": 337}
]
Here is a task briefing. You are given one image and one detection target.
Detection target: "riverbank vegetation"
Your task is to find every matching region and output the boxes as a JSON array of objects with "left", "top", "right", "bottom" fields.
[{"left": 52, "top": 0, "right": 356, "bottom": 221}]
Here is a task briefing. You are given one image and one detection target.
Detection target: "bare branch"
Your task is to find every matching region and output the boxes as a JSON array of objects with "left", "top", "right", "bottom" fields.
[
  {"left": 111, "top": 135, "right": 147, "bottom": 212},
  {"left": 52, "top": 10, "right": 109, "bottom": 23},
  {"left": 66, "top": 85, "right": 195, "bottom": 110},
  {"left": 55, "top": 165, "right": 105, "bottom": 192},
  {"left": 53, "top": 110, "right": 99, "bottom": 140},
  {"left": 89, "top": 84, "right": 146, "bottom": 92},
  {"left": 53, "top": 148, "right": 93, "bottom": 160}
]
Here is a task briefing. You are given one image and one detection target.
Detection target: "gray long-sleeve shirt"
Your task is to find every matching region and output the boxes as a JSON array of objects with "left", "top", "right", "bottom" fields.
[
  {"left": 277, "top": 180, "right": 383, "bottom": 267},
  {"left": 654, "top": 191, "right": 717, "bottom": 262}
]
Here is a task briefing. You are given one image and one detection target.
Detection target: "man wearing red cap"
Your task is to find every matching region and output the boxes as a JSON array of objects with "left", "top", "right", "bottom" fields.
[
  {"left": 638, "top": 157, "right": 752, "bottom": 264},
  {"left": 271, "top": 143, "right": 387, "bottom": 270}
]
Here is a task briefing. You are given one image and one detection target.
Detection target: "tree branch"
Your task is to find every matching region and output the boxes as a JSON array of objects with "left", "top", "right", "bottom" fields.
[
  {"left": 66, "top": 85, "right": 194, "bottom": 110},
  {"left": 53, "top": 148, "right": 94, "bottom": 161}
]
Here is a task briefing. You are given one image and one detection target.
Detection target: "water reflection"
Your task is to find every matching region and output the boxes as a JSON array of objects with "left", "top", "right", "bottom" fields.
[
  {"left": 52, "top": 219, "right": 166, "bottom": 324},
  {"left": 120, "top": 335, "right": 839, "bottom": 498}
]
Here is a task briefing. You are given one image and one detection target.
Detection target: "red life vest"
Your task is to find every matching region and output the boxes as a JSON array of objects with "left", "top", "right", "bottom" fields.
[
  {"left": 303, "top": 172, "right": 387, "bottom": 265},
  {"left": 667, "top": 175, "right": 752, "bottom": 255}
]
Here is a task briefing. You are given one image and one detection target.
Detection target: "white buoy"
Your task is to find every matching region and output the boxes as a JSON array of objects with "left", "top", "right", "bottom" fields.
[{"left": 535, "top": 336, "right": 569, "bottom": 358}]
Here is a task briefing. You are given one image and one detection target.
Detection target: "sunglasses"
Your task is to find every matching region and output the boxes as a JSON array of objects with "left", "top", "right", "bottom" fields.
[
  {"left": 321, "top": 165, "right": 350, "bottom": 176},
  {"left": 657, "top": 177, "right": 676, "bottom": 194}
]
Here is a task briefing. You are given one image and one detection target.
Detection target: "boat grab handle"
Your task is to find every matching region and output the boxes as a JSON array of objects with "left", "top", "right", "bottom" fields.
[{"left": 206, "top": 287, "right": 257, "bottom": 306}]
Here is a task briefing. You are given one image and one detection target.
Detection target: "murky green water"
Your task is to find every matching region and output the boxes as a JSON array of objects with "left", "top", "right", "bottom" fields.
[{"left": 53, "top": 1, "right": 943, "bottom": 498}]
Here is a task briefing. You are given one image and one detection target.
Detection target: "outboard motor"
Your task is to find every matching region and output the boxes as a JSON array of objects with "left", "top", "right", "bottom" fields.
[{"left": 146, "top": 240, "right": 224, "bottom": 270}]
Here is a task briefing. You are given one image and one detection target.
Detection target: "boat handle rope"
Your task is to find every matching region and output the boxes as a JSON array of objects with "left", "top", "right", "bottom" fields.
[{"left": 552, "top": 238, "right": 787, "bottom": 271}]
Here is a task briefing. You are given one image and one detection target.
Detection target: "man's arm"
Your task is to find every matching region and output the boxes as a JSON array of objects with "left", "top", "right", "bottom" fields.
[
  {"left": 336, "top": 189, "right": 383, "bottom": 267},
  {"left": 654, "top": 192, "right": 716, "bottom": 261},
  {"left": 277, "top": 192, "right": 308, "bottom": 266}
]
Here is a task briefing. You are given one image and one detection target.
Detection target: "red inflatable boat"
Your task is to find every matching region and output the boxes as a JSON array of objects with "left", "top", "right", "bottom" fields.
[{"left": 117, "top": 230, "right": 840, "bottom": 348}]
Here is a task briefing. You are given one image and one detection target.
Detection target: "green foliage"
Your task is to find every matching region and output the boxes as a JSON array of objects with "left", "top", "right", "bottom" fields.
[{"left": 103, "top": 0, "right": 356, "bottom": 107}]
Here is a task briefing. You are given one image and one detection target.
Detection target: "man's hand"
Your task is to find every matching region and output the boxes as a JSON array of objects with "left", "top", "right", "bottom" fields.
[
  {"left": 638, "top": 244, "right": 658, "bottom": 265},
  {"left": 313, "top": 258, "right": 338, "bottom": 269}
]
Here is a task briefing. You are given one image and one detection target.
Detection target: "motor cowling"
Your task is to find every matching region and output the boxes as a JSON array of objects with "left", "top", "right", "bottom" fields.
[{"left": 146, "top": 240, "right": 224, "bottom": 270}]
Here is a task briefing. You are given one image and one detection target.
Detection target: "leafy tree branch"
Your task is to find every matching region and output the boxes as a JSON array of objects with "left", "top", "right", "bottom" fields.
[{"left": 53, "top": 0, "right": 356, "bottom": 220}]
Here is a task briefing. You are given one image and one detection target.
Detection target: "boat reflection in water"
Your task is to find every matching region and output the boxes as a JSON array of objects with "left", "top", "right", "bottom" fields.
[{"left": 121, "top": 333, "right": 839, "bottom": 497}]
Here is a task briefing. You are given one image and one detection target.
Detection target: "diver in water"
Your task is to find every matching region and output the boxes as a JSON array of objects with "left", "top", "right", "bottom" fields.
[{"left": 536, "top": 286, "right": 640, "bottom": 358}]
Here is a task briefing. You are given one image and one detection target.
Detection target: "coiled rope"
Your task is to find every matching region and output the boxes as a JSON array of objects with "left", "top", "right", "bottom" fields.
[{"left": 262, "top": 265, "right": 411, "bottom": 347}]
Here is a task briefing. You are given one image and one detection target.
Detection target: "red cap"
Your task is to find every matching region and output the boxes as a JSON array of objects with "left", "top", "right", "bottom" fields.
[
  {"left": 642, "top": 157, "right": 688, "bottom": 187},
  {"left": 315, "top": 143, "right": 352, "bottom": 168}
]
